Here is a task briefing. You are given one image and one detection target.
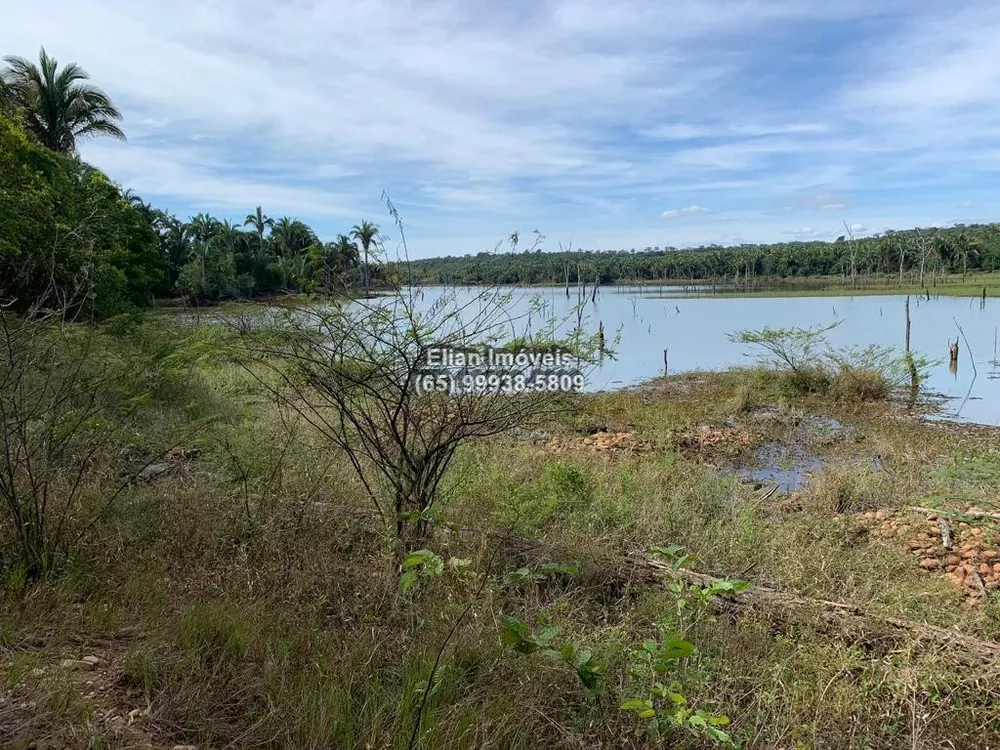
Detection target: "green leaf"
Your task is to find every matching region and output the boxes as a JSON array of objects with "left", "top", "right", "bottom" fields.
[
  {"left": 500, "top": 618, "right": 533, "bottom": 652},
  {"left": 401, "top": 550, "right": 435, "bottom": 570},
  {"left": 424, "top": 555, "right": 444, "bottom": 576},
  {"left": 620, "top": 698, "right": 653, "bottom": 711},
  {"left": 648, "top": 544, "right": 685, "bottom": 560},
  {"left": 660, "top": 634, "right": 696, "bottom": 660},
  {"left": 534, "top": 625, "right": 561, "bottom": 645},
  {"left": 707, "top": 726, "right": 732, "bottom": 743},
  {"left": 398, "top": 570, "right": 418, "bottom": 594},
  {"left": 539, "top": 562, "right": 580, "bottom": 576},
  {"left": 502, "top": 567, "right": 532, "bottom": 585}
]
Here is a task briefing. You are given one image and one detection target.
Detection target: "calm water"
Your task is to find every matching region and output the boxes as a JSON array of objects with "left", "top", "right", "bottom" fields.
[{"left": 403, "top": 285, "right": 1000, "bottom": 425}]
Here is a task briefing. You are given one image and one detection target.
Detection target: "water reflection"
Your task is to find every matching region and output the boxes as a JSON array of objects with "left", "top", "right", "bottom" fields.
[{"left": 406, "top": 286, "right": 1000, "bottom": 426}]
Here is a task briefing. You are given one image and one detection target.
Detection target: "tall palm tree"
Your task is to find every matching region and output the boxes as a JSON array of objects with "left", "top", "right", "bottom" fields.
[
  {"left": 243, "top": 205, "right": 273, "bottom": 243},
  {"left": 351, "top": 220, "right": 379, "bottom": 296},
  {"left": 1, "top": 47, "right": 125, "bottom": 154},
  {"left": 184, "top": 213, "right": 222, "bottom": 245},
  {"left": 188, "top": 241, "right": 213, "bottom": 292}
]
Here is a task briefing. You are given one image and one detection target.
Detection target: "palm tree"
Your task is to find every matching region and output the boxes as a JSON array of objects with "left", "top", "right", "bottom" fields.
[
  {"left": 331, "top": 234, "right": 360, "bottom": 271},
  {"left": 1, "top": 47, "right": 125, "bottom": 154},
  {"left": 243, "top": 205, "right": 273, "bottom": 243},
  {"left": 184, "top": 213, "right": 221, "bottom": 245},
  {"left": 187, "top": 241, "right": 213, "bottom": 293},
  {"left": 317, "top": 234, "right": 359, "bottom": 289},
  {"left": 215, "top": 219, "right": 246, "bottom": 254},
  {"left": 351, "top": 220, "right": 379, "bottom": 296},
  {"left": 154, "top": 211, "right": 189, "bottom": 284},
  {"left": 271, "top": 217, "right": 317, "bottom": 257}
]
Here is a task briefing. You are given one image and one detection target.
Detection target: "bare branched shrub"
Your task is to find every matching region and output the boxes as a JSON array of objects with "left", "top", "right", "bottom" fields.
[
  {"left": 0, "top": 300, "right": 127, "bottom": 578},
  {"left": 235, "top": 285, "right": 603, "bottom": 551}
]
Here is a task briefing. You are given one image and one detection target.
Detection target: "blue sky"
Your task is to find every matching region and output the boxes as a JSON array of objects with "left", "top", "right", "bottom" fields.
[{"left": 4, "top": 0, "right": 1000, "bottom": 259}]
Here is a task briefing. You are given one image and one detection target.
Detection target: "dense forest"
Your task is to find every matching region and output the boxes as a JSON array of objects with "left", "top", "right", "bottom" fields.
[
  {"left": 0, "top": 48, "right": 387, "bottom": 319},
  {"left": 405, "top": 224, "right": 1000, "bottom": 288}
]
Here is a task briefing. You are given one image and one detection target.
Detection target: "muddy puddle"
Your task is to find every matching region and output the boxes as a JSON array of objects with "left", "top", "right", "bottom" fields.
[
  {"left": 740, "top": 443, "right": 826, "bottom": 493},
  {"left": 738, "top": 409, "right": 856, "bottom": 493}
]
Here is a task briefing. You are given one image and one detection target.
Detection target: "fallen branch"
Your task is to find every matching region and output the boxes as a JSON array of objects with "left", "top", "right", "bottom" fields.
[
  {"left": 307, "top": 504, "right": 1000, "bottom": 665},
  {"left": 631, "top": 554, "right": 1000, "bottom": 667}
]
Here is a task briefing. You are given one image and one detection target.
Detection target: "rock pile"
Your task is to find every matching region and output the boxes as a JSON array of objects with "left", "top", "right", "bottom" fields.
[
  {"left": 862, "top": 508, "right": 1000, "bottom": 607},
  {"left": 678, "top": 425, "right": 753, "bottom": 450},
  {"left": 538, "top": 431, "right": 653, "bottom": 455}
]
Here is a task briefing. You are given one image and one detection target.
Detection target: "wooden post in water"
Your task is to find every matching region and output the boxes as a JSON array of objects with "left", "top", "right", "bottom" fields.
[
  {"left": 982, "top": 287, "right": 987, "bottom": 311},
  {"left": 949, "top": 337, "right": 960, "bottom": 373},
  {"left": 598, "top": 321, "right": 605, "bottom": 355},
  {"left": 663, "top": 348, "right": 669, "bottom": 375},
  {"left": 905, "top": 296, "right": 912, "bottom": 352},
  {"left": 905, "top": 296, "right": 918, "bottom": 396}
]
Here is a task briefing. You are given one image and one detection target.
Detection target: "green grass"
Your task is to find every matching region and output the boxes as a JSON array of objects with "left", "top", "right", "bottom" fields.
[{"left": 3, "top": 316, "right": 1000, "bottom": 749}]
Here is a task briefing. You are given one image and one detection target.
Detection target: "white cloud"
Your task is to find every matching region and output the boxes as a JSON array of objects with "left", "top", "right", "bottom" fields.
[
  {"left": 0, "top": 0, "right": 996, "bottom": 256},
  {"left": 661, "top": 205, "right": 712, "bottom": 219},
  {"left": 642, "top": 122, "right": 829, "bottom": 141},
  {"left": 782, "top": 227, "right": 829, "bottom": 239}
]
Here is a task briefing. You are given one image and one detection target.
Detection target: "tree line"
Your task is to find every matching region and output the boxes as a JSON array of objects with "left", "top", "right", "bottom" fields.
[
  {"left": 405, "top": 224, "right": 1000, "bottom": 288},
  {"left": 1, "top": 47, "right": 386, "bottom": 318}
]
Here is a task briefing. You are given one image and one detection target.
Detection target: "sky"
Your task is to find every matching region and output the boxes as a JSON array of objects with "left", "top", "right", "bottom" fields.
[{"left": 4, "top": 0, "right": 1000, "bottom": 259}]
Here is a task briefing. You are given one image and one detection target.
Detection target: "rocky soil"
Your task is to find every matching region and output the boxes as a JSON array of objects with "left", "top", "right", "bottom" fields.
[{"left": 861, "top": 507, "right": 1000, "bottom": 607}]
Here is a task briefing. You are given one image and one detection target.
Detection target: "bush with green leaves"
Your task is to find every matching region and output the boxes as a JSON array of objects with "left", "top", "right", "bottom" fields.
[
  {"left": 729, "top": 323, "right": 934, "bottom": 400},
  {"left": 0, "top": 113, "right": 164, "bottom": 319}
]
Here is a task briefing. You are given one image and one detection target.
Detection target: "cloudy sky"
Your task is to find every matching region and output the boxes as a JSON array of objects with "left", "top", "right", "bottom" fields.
[{"left": 4, "top": 0, "right": 1000, "bottom": 258}]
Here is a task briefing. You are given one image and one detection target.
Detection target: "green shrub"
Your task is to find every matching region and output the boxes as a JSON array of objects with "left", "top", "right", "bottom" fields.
[{"left": 497, "top": 462, "right": 594, "bottom": 533}]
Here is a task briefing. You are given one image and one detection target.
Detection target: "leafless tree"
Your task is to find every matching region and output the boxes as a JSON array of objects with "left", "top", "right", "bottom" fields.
[{"left": 233, "top": 282, "right": 603, "bottom": 553}]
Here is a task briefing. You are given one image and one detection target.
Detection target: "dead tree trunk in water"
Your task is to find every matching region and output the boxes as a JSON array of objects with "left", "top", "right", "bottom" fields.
[{"left": 905, "top": 296, "right": 918, "bottom": 399}]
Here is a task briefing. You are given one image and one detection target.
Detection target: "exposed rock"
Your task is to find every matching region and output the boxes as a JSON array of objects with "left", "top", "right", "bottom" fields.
[
  {"left": 60, "top": 659, "right": 94, "bottom": 671},
  {"left": 139, "top": 463, "right": 172, "bottom": 481}
]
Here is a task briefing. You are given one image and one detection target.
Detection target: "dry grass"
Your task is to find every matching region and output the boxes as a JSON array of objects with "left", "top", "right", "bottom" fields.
[{"left": 3, "top": 322, "right": 1000, "bottom": 749}]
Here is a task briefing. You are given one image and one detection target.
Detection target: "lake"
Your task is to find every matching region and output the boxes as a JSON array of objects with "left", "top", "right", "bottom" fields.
[{"left": 402, "top": 285, "right": 1000, "bottom": 425}]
